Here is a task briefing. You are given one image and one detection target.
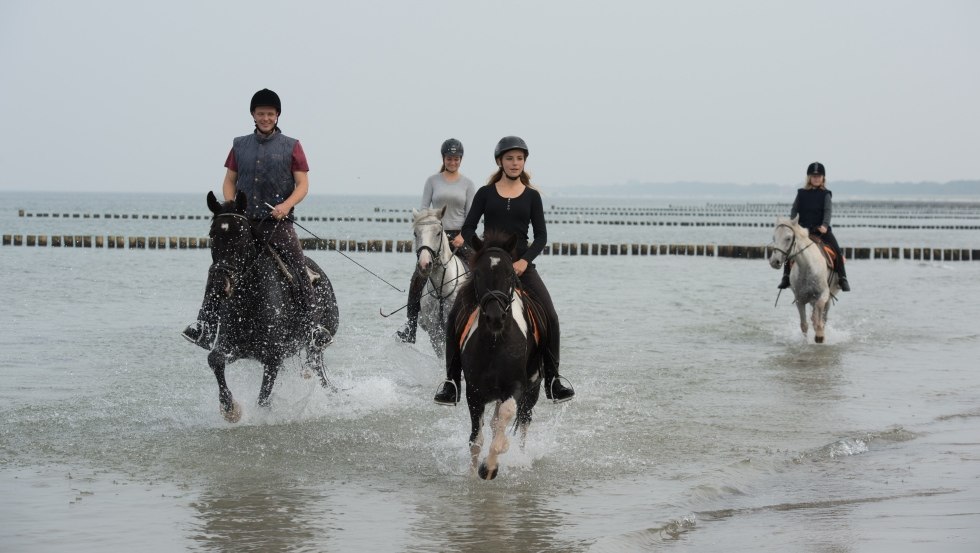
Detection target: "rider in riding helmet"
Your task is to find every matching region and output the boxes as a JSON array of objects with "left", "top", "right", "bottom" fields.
[
  {"left": 433, "top": 135, "right": 575, "bottom": 405},
  {"left": 182, "top": 88, "right": 331, "bottom": 349},
  {"left": 778, "top": 161, "right": 851, "bottom": 292},
  {"left": 396, "top": 138, "right": 476, "bottom": 343}
]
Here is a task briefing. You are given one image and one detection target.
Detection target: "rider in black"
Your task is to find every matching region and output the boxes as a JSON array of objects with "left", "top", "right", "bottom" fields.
[
  {"left": 778, "top": 162, "right": 851, "bottom": 292},
  {"left": 433, "top": 136, "right": 575, "bottom": 405}
]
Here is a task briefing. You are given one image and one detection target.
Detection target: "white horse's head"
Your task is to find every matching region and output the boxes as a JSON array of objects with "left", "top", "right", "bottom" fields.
[
  {"left": 769, "top": 215, "right": 803, "bottom": 269},
  {"left": 412, "top": 206, "right": 448, "bottom": 276}
]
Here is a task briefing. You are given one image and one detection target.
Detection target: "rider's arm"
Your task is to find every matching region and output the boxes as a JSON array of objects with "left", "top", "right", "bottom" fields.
[
  {"left": 523, "top": 190, "right": 547, "bottom": 263},
  {"left": 222, "top": 169, "right": 237, "bottom": 201},
  {"left": 283, "top": 171, "right": 309, "bottom": 212},
  {"left": 420, "top": 177, "right": 434, "bottom": 209},
  {"left": 461, "top": 186, "right": 487, "bottom": 246},
  {"left": 822, "top": 194, "right": 833, "bottom": 228}
]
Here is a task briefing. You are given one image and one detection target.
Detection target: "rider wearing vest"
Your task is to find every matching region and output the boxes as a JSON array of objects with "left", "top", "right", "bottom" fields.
[
  {"left": 182, "top": 89, "right": 331, "bottom": 349},
  {"left": 396, "top": 138, "right": 476, "bottom": 344},
  {"left": 433, "top": 136, "right": 575, "bottom": 405},
  {"left": 778, "top": 161, "right": 851, "bottom": 292}
]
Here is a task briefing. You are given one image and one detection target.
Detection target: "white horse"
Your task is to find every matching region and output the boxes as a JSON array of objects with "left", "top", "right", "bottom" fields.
[
  {"left": 769, "top": 216, "right": 841, "bottom": 343},
  {"left": 412, "top": 207, "right": 469, "bottom": 357}
]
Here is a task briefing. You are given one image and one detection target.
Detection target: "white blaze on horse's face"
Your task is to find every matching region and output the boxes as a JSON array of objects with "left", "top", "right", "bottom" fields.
[
  {"left": 221, "top": 222, "right": 229, "bottom": 232},
  {"left": 489, "top": 256, "right": 501, "bottom": 268}
]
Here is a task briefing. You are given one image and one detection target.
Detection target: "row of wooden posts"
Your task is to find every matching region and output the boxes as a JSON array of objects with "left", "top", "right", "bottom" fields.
[
  {"left": 13, "top": 210, "right": 979, "bottom": 230},
  {"left": 3, "top": 234, "right": 978, "bottom": 261}
]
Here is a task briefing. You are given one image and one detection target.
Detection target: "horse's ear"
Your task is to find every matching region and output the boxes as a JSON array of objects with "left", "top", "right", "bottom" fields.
[
  {"left": 472, "top": 235, "right": 484, "bottom": 252},
  {"left": 790, "top": 214, "right": 800, "bottom": 226},
  {"left": 235, "top": 191, "right": 247, "bottom": 214},
  {"left": 207, "top": 191, "right": 221, "bottom": 214},
  {"left": 504, "top": 233, "right": 518, "bottom": 256},
  {"left": 438, "top": 205, "right": 447, "bottom": 219},
  {"left": 411, "top": 208, "right": 419, "bottom": 218}
]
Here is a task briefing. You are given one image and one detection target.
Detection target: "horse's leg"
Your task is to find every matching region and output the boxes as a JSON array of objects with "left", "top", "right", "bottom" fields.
[
  {"left": 305, "top": 349, "right": 336, "bottom": 392},
  {"left": 468, "top": 401, "right": 486, "bottom": 478},
  {"left": 258, "top": 361, "right": 282, "bottom": 408},
  {"left": 480, "top": 398, "right": 516, "bottom": 481},
  {"left": 208, "top": 350, "right": 241, "bottom": 423},
  {"left": 796, "top": 299, "right": 809, "bottom": 336},
  {"left": 813, "top": 295, "right": 829, "bottom": 344}
]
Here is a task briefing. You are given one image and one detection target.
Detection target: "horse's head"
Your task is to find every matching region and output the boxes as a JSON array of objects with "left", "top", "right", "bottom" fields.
[
  {"left": 770, "top": 215, "right": 802, "bottom": 269},
  {"left": 206, "top": 191, "right": 255, "bottom": 296},
  {"left": 412, "top": 206, "right": 448, "bottom": 277},
  {"left": 469, "top": 231, "right": 519, "bottom": 337}
]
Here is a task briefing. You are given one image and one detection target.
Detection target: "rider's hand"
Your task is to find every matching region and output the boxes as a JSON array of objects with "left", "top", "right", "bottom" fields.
[
  {"left": 513, "top": 259, "right": 528, "bottom": 277},
  {"left": 451, "top": 234, "right": 465, "bottom": 249},
  {"left": 271, "top": 202, "right": 291, "bottom": 220},
  {"left": 817, "top": 225, "right": 827, "bottom": 234}
]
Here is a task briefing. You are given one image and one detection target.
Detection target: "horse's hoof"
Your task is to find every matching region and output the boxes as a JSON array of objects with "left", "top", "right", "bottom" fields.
[
  {"left": 478, "top": 463, "right": 498, "bottom": 480},
  {"left": 222, "top": 401, "right": 242, "bottom": 423},
  {"left": 815, "top": 335, "right": 825, "bottom": 344}
]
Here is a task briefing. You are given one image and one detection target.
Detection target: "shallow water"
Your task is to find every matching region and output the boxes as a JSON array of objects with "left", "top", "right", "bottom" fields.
[{"left": 2, "top": 193, "right": 979, "bottom": 552}]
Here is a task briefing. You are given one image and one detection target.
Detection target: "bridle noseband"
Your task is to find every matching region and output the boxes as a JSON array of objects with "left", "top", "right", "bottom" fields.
[{"left": 771, "top": 223, "right": 814, "bottom": 264}]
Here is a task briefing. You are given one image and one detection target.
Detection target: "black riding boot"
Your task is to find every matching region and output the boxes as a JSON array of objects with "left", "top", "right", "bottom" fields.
[
  {"left": 777, "top": 263, "right": 791, "bottom": 289},
  {"left": 434, "top": 301, "right": 464, "bottom": 405},
  {"left": 542, "top": 350, "right": 575, "bottom": 403},
  {"left": 396, "top": 271, "right": 426, "bottom": 343},
  {"left": 182, "top": 270, "right": 223, "bottom": 350},
  {"left": 837, "top": 262, "right": 851, "bottom": 292}
]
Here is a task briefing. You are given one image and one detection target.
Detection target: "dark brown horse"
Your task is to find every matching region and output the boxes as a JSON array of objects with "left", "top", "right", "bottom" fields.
[{"left": 203, "top": 191, "right": 339, "bottom": 422}]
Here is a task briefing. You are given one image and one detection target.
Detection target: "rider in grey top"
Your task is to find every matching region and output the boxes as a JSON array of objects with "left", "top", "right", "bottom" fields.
[{"left": 396, "top": 138, "right": 476, "bottom": 344}]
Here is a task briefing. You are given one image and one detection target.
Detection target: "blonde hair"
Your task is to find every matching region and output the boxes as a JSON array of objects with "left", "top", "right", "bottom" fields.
[{"left": 805, "top": 175, "right": 826, "bottom": 190}]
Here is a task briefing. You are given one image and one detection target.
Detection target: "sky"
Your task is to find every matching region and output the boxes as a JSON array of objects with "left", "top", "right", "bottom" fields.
[{"left": 1, "top": 0, "right": 978, "bottom": 196}]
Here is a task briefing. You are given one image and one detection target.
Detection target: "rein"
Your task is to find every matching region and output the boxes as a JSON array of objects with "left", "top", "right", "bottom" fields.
[
  {"left": 210, "top": 211, "right": 276, "bottom": 295},
  {"left": 771, "top": 223, "right": 815, "bottom": 264},
  {"left": 475, "top": 246, "right": 517, "bottom": 316},
  {"left": 414, "top": 219, "right": 465, "bottom": 304}
]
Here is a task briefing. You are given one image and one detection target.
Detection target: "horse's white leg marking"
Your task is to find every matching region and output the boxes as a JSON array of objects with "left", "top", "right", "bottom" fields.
[
  {"left": 796, "top": 298, "right": 808, "bottom": 335},
  {"left": 470, "top": 412, "right": 485, "bottom": 476},
  {"left": 484, "top": 398, "right": 516, "bottom": 475}
]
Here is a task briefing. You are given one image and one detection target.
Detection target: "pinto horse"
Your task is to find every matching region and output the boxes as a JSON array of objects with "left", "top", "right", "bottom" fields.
[
  {"left": 203, "top": 191, "right": 340, "bottom": 422},
  {"left": 769, "top": 215, "right": 841, "bottom": 343},
  {"left": 455, "top": 232, "right": 544, "bottom": 480},
  {"left": 412, "top": 206, "right": 468, "bottom": 357}
]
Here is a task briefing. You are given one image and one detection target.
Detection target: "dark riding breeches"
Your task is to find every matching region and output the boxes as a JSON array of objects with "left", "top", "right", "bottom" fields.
[
  {"left": 443, "top": 264, "right": 561, "bottom": 383},
  {"left": 250, "top": 219, "right": 315, "bottom": 313}
]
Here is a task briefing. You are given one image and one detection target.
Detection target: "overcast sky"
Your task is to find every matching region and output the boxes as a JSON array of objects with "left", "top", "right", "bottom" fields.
[{"left": 1, "top": 0, "right": 977, "bottom": 196}]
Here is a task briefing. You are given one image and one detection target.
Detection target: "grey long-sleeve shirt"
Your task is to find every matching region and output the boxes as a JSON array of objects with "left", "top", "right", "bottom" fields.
[{"left": 419, "top": 173, "right": 476, "bottom": 230}]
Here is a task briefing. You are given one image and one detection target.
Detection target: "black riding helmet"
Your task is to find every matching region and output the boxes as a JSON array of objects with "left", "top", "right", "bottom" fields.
[
  {"left": 494, "top": 136, "right": 529, "bottom": 160},
  {"left": 441, "top": 138, "right": 464, "bottom": 157},
  {"left": 250, "top": 88, "right": 281, "bottom": 114},
  {"left": 807, "top": 162, "right": 826, "bottom": 176}
]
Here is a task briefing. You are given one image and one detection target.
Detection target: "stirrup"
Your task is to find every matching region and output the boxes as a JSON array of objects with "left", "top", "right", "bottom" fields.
[
  {"left": 309, "top": 325, "right": 333, "bottom": 350},
  {"left": 546, "top": 376, "right": 575, "bottom": 404},
  {"left": 433, "top": 380, "right": 459, "bottom": 406}
]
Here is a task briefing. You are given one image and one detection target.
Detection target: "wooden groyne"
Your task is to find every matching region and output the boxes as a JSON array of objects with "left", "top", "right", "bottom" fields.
[
  {"left": 3, "top": 234, "right": 977, "bottom": 261},
  {"left": 14, "top": 209, "right": 980, "bottom": 230}
]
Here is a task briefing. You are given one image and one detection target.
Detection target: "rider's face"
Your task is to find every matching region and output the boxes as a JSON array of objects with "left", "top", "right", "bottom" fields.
[
  {"left": 443, "top": 155, "right": 462, "bottom": 173},
  {"left": 498, "top": 150, "right": 525, "bottom": 180},
  {"left": 252, "top": 107, "right": 279, "bottom": 134}
]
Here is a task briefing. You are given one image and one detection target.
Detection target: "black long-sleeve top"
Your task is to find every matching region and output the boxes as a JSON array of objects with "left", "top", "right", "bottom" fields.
[{"left": 461, "top": 184, "right": 548, "bottom": 263}]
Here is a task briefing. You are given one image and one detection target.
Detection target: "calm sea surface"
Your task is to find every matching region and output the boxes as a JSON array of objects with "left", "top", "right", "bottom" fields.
[{"left": 2, "top": 192, "right": 979, "bottom": 552}]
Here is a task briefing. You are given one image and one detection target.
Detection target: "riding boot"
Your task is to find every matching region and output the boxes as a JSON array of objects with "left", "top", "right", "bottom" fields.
[
  {"left": 542, "top": 350, "right": 575, "bottom": 403},
  {"left": 434, "top": 300, "right": 464, "bottom": 405},
  {"left": 777, "top": 263, "right": 791, "bottom": 289},
  {"left": 837, "top": 262, "right": 851, "bottom": 292},
  {"left": 396, "top": 271, "right": 426, "bottom": 343},
  {"left": 182, "top": 271, "right": 222, "bottom": 350}
]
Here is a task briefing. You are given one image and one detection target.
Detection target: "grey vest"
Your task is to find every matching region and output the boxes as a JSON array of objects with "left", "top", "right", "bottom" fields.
[{"left": 233, "top": 131, "right": 298, "bottom": 219}]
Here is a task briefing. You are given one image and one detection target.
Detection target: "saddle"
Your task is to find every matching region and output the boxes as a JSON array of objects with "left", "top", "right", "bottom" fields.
[
  {"left": 806, "top": 234, "right": 838, "bottom": 271},
  {"left": 457, "top": 289, "right": 543, "bottom": 349},
  {"left": 262, "top": 243, "right": 320, "bottom": 286}
]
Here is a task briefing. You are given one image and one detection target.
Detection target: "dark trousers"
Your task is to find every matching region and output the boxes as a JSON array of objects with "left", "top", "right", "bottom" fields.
[{"left": 443, "top": 264, "right": 561, "bottom": 383}]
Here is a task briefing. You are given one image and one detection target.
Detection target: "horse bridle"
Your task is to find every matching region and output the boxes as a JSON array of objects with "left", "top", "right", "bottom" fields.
[
  {"left": 210, "top": 212, "right": 261, "bottom": 296},
  {"left": 771, "top": 223, "right": 815, "bottom": 264},
  {"left": 414, "top": 219, "right": 464, "bottom": 300},
  {"left": 476, "top": 247, "right": 516, "bottom": 315}
]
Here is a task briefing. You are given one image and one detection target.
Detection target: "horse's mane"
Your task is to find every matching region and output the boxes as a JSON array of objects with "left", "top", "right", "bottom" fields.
[{"left": 776, "top": 216, "right": 810, "bottom": 241}]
